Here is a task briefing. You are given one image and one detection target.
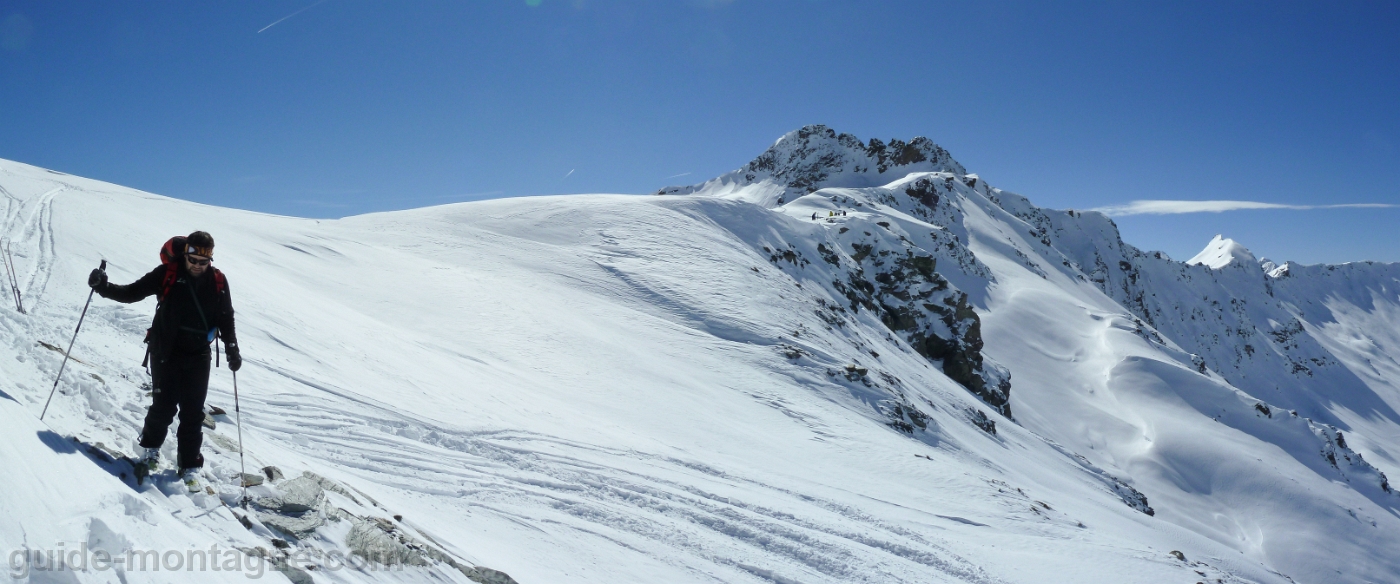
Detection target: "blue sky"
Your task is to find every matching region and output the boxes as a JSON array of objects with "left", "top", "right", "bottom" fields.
[{"left": 1, "top": 1, "right": 1396, "bottom": 264}]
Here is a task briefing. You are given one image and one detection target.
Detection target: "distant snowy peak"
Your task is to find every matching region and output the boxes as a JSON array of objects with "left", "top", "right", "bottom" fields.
[
  {"left": 1187, "top": 234, "right": 1259, "bottom": 270},
  {"left": 657, "top": 125, "right": 967, "bottom": 207}
]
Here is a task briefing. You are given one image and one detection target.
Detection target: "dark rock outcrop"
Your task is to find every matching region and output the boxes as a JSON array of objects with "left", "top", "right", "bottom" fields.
[
  {"left": 657, "top": 124, "right": 966, "bottom": 206},
  {"left": 825, "top": 222, "right": 1012, "bottom": 417}
]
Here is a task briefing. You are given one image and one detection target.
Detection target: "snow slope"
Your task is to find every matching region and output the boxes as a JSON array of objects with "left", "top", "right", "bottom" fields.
[{"left": 3, "top": 126, "right": 1398, "bottom": 583}]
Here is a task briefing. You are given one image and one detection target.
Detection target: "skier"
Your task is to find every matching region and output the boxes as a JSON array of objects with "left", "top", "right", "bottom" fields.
[{"left": 88, "top": 231, "right": 241, "bottom": 491}]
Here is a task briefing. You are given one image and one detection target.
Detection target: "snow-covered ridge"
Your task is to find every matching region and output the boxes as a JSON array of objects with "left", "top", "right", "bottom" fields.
[
  {"left": 657, "top": 124, "right": 966, "bottom": 207},
  {"left": 993, "top": 187, "right": 1400, "bottom": 496},
  {"left": 5, "top": 124, "right": 1400, "bottom": 584},
  {"left": 1187, "top": 234, "right": 1257, "bottom": 269},
  {"left": 659, "top": 127, "right": 1400, "bottom": 581}
]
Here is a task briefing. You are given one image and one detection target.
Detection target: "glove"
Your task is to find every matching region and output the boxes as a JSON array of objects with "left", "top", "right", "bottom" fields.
[
  {"left": 226, "top": 343, "right": 242, "bottom": 372},
  {"left": 88, "top": 268, "right": 107, "bottom": 289}
]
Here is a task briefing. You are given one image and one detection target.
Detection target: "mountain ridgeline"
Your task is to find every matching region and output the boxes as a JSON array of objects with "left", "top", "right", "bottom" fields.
[
  {"left": 5, "top": 126, "right": 1400, "bottom": 583},
  {"left": 660, "top": 125, "right": 1399, "bottom": 499}
]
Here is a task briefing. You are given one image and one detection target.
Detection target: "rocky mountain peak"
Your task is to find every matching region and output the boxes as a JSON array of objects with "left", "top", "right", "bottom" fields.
[
  {"left": 657, "top": 125, "right": 967, "bottom": 207},
  {"left": 1186, "top": 234, "right": 1259, "bottom": 270}
]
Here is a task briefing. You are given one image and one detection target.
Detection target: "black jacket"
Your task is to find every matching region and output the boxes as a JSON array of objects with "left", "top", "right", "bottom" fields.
[{"left": 97, "top": 265, "right": 237, "bottom": 362}]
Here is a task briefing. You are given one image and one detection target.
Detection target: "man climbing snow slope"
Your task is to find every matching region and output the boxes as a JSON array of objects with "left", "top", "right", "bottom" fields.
[{"left": 87, "top": 231, "right": 242, "bottom": 492}]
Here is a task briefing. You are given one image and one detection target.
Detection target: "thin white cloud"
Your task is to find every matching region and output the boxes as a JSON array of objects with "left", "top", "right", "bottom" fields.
[
  {"left": 259, "top": 0, "right": 331, "bottom": 34},
  {"left": 664, "top": 172, "right": 692, "bottom": 180},
  {"left": 564, "top": 169, "right": 575, "bottom": 179},
  {"left": 1091, "top": 200, "right": 1399, "bottom": 217}
]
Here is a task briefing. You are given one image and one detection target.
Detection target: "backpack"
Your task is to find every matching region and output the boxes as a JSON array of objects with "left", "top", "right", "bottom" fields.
[{"left": 143, "top": 236, "right": 227, "bottom": 369}]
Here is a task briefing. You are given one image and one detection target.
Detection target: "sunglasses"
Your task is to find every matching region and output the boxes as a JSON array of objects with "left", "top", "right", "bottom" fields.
[{"left": 186, "top": 255, "right": 211, "bottom": 267}]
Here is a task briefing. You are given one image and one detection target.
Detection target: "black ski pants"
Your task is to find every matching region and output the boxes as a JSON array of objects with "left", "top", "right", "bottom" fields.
[{"left": 139, "top": 352, "right": 210, "bottom": 470}]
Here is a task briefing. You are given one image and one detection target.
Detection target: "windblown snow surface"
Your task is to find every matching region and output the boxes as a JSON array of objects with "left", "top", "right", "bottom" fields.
[{"left": 3, "top": 125, "right": 1399, "bottom": 584}]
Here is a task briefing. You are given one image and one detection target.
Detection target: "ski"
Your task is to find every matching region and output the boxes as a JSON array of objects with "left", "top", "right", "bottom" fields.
[
  {"left": 131, "top": 457, "right": 156, "bottom": 486},
  {"left": 113, "top": 451, "right": 159, "bottom": 486},
  {"left": 79, "top": 441, "right": 156, "bottom": 486}
]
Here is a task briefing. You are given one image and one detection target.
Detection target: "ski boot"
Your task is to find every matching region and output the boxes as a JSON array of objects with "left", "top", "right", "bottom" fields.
[
  {"left": 133, "top": 448, "right": 160, "bottom": 485},
  {"left": 180, "top": 468, "right": 202, "bottom": 493}
]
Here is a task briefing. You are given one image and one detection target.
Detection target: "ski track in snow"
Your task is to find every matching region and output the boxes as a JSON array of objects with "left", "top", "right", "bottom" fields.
[
  {"left": 250, "top": 361, "right": 1003, "bottom": 584},
  {"left": 29, "top": 186, "right": 60, "bottom": 305},
  {"left": 0, "top": 182, "right": 63, "bottom": 311}
]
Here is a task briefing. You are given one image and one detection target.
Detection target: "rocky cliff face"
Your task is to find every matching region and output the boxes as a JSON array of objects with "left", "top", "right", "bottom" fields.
[
  {"left": 746, "top": 200, "right": 1012, "bottom": 432},
  {"left": 664, "top": 129, "right": 1010, "bottom": 420},
  {"left": 657, "top": 124, "right": 966, "bottom": 208},
  {"left": 665, "top": 126, "right": 1399, "bottom": 499},
  {"left": 816, "top": 195, "right": 1011, "bottom": 417}
]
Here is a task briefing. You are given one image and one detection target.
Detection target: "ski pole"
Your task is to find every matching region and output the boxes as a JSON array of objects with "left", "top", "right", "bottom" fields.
[
  {"left": 233, "top": 369, "right": 249, "bottom": 507},
  {"left": 3, "top": 239, "right": 23, "bottom": 313},
  {"left": 40, "top": 259, "right": 105, "bottom": 420}
]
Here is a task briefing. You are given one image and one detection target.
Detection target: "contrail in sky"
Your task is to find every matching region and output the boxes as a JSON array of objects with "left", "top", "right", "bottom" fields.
[
  {"left": 664, "top": 172, "right": 692, "bottom": 180},
  {"left": 564, "top": 169, "right": 575, "bottom": 179},
  {"left": 259, "top": 0, "right": 331, "bottom": 34}
]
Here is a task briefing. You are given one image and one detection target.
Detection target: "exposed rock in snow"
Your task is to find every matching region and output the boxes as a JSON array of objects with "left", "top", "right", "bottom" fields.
[
  {"left": 657, "top": 124, "right": 966, "bottom": 207},
  {"left": 256, "top": 476, "right": 326, "bottom": 513},
  {"left": 814, "top": 215, "right": 1011, "bottom": 415},
  {"left": 256, "top": 509, "right": 326, "bottom": 539},
  {"left": 346, "top": 517, "right": 431, "bottom": 566}
]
